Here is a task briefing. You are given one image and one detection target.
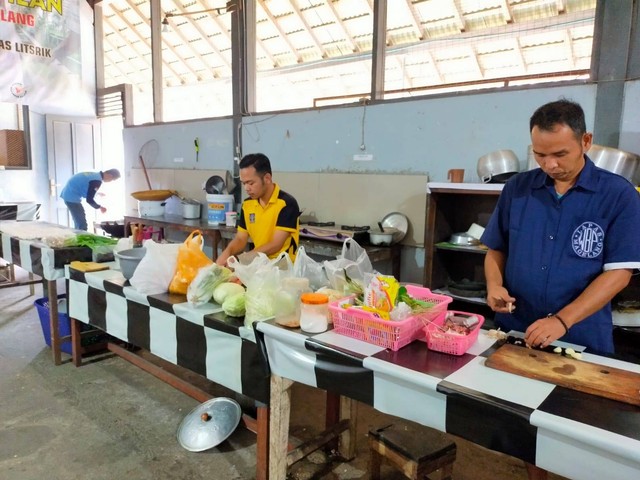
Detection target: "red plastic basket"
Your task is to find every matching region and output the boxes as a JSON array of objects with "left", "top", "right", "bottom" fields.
[
  {"left": 423, "top": 310, "right": 485, "bottom": 356},
  {"left": 329, "top": 285, "right": 452, "bottom": 351}
]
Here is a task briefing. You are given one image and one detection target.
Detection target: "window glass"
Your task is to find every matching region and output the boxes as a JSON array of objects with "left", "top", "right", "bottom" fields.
[
  {"left": 160, "top": 0, "right": 233, "bottom": 121},
  {"left": 255, "top": 0, "right": 374, "bottom": 111},
  {"left": 102, "top": 0, "right": 154, "bottom": 125},
  {"left": 383, "top": 0, "right": 596, "bottom": 99}
]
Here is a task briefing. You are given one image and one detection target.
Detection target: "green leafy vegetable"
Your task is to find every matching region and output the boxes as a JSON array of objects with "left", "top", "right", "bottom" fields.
[
  {"left": 398, "top": 286, "right": 436, "bottom": 312},
  {"left": 213, "top": 282, "right": 245, "bottom": 305},
  {"left": 223, "top": 292, "right": 246, "bottom": 317},
  {"left": 64, "top": 233, "right": 118, "bottom": 251}
]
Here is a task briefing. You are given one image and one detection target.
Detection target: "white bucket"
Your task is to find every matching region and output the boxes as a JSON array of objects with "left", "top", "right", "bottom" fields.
[
  {"left": 206, "top": 194, "right": 234, "bottom": 224},
  {"left": 138, "top": 200, "right": 165, "bottom": 217}
]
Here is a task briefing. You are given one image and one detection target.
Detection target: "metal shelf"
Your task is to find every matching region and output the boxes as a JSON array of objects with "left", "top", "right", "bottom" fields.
[
  {"left": 434, "top": 288, "right": 488, "bottom": 306},
  {"left": 435, "top": 242, "right": 488, "bottom": 254}
]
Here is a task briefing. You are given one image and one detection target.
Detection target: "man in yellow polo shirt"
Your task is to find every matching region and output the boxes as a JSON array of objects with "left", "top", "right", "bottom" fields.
[{"left": 216, "top": 153, "right": 300, "bottom": 266}]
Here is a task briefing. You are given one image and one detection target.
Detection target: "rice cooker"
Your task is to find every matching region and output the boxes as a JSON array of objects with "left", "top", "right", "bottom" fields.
[
  {"left": 477, "top": 149, "right": 520, "bottom": 183},
  {"left": 138, "top": 200, "right": 165, "bottom": 217}
]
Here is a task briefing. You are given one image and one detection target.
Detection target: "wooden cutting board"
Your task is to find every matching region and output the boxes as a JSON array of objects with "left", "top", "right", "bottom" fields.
[
  {"left": 70, "top": 261, "right": 110, "bottom": 273},
  {"left": 485, "top": 344, "right": 640, "bottom": 406}
]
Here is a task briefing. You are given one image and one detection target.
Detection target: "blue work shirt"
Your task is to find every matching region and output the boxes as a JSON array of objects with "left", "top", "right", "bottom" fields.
[
  {"left": 60, "top": 172, "right": 103, "bottom": 207},
  {"left": 481, "top": 158, "right": 640, "bottom": 354}
]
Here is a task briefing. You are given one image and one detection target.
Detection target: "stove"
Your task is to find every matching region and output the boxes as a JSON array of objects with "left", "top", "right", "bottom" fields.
[{"left": 300, "top": 223, "right": 370, "bottom": 243}]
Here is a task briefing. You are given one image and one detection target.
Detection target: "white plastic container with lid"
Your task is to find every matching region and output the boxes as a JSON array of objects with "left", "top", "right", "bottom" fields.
[{"left": 299, "top": 292, "right": 329, "bottom": 333}]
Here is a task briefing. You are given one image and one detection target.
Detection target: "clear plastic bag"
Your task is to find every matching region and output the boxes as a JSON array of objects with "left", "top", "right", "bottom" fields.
[
  {"left": 323, "top": 238, "right": 376, "bottom": 294},
  {"left": 228, "top": 252, "right": 293, "bottom": 327},
  {"left": 292, "top": 246, "right": 329, "bottom": 290}
]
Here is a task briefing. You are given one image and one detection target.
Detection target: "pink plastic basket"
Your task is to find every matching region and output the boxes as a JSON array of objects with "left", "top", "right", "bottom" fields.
[
  {"left": 329, "top": 285, "right": 452, "bottom": 351},
  {"left": 423, "top": 310, "right": 485, "bottom": 356}
]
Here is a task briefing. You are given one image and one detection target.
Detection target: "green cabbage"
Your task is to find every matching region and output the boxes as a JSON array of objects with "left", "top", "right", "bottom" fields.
[
  {"left": 213, "top": 282, "right": 245, "bottom": 305},
  {"left": 222, "top": 292, "right": 246, "bottom": 317}
]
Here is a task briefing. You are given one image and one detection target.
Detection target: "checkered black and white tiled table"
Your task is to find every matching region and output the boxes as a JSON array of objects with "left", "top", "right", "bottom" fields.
[
  {"left": 256, "top": 320, "right": 640, "bottom": 480},
  {"left": 66, "top": 266, "right": 270, "bottom": 404},
  {"left": 1, "top": 221, "right": 93, "bottom": 364}
]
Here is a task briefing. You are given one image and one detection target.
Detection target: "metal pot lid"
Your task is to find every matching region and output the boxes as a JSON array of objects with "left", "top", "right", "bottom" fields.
[
  {"left": 177, "top": 397, "right": 242, "bottom": 452},
  {"left": 380, "top": 212, "right": 409, "bottom": 243}
]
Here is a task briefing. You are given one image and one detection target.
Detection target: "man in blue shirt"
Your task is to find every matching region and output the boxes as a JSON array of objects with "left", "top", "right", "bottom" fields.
[
  {"left": 483, "top": 100, "right": 640, "bottom": 353},
  {"left": 60, "top": 169, "right": 121, "bottom": 230},
  {"left": 482, "top": 99, "right": 640, "bottom": 479}
]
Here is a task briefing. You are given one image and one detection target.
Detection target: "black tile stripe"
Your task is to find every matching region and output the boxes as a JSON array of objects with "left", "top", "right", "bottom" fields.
[
  {"left": 29, "top": 244, "right": 43, "bottom": 277},
  {"left": 103, "top": 279, "right": 125, "bottom": 297},
  {"left": 10, "top": 237, "right": 20, "bottom": 265},
  {"left": 313, "top": 349, "right": 374, "bottom": 406},
  {"left": 87, "top": 286, "right": 107, "bottom": 331},
  {"left": 203, "top": 311, "right": 243, "bottom": 336},
  {"left": 69, "top": 268, "right": 86, "bottom": 283},
  {"left": 148, "top": 293, "right": 185, "bottom": 313},
  {"left": 176, "top": 316, "right": 207, "bottom": 376},
  {"left": 0, "top": 232, "right": 4, "bottom": 257},
  {"left": 240, "top": 338, "right": 270, "bottom": 405},
  {"left": 438, "top": 380, "right": 537, "bottom": 464},
  {"left": 373, "top": 340, "right": 476, "bottom": 379},
  {"left": 127, "top": 300, "right": 150, "bottom": 350},
  {"left": 52, "top": 246, "right": 92, "bottom": 268},
  {"left": 537, "top": 386, "right": 640, "bottom": 441}
]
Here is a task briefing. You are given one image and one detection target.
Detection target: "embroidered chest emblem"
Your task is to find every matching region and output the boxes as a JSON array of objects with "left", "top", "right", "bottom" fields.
[
  {"left": 249, "top": 213, "right": 256, "bottom": 223},
  {"left": 572, "top": 222, "right": 604, "bottom": 259}
]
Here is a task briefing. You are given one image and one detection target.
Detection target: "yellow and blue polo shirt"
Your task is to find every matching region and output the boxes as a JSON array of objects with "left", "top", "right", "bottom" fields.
[{"left": 237, "top": 183, "right": 300, "bottom": 260}]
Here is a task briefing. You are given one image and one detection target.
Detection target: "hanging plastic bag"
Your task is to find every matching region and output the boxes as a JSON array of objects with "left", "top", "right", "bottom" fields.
[
  {"left": 323, "top": 238, "right": 376, "bottom": 294},
  {"left": 292, "top": 246, "right": 329, "bottom": 290},
  {"left": 169, "top": 230, "right": 213, "bottom": 295},
  {"left": 130, "top": 240, "right": 181, "bottom": 295}
]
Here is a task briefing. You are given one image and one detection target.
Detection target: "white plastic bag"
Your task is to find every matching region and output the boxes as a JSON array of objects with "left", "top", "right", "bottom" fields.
[
  {"left": 323, "top": 238, "right": 376, "bottom": 293},
  {"left": 292, "top": 246, "right": 329, "bottom": 290},
  {"left": 228, "top": 252, "right": 293, "bottom": 327},
  {"left": 129, "top": 240, "right": 181, "bottom": 295}
]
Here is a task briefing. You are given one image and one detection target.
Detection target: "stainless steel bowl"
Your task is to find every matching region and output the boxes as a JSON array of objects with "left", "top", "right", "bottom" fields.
[
  {"left": 477, "top": 150, "right": 520, "bottom": 183},
  {"left": 587, "top": 145, "right": 640, "bottom": 183}
]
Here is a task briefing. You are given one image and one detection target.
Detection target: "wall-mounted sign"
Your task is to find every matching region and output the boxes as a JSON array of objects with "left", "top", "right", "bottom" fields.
[{"left": 0, "top": 0, "right": 94, "bottom": 114}]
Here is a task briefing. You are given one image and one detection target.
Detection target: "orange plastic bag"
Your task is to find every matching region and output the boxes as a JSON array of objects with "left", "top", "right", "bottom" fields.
[{"left": 169, "top": 230, "right": 213, "bottom": 295}]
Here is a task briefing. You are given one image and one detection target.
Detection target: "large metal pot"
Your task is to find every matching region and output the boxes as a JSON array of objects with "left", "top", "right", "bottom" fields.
[
  {"left": 587, "top": 145, "right": 640, "bottom": 184},
  {"left": 477, "top": 149, "right": 520, "bottom": 183}
]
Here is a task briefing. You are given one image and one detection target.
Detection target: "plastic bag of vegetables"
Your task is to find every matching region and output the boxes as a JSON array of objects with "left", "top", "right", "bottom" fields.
[
  {"left": 186, "top": 263, "right": 232, "bottom": 306},
  {"left": 227, "top": 252, "right": 293, "bottom": 327}
]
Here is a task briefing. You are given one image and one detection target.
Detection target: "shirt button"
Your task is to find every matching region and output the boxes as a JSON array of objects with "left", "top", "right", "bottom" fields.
[
  {"left": 542, "top": 265, "right": 547, "bottom": 270},
  {"left": 549, "top": 235, "right": 554, "bottom": 240}
]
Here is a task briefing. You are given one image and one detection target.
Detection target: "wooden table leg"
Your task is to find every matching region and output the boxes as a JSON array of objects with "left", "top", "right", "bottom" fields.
[
  {"left": 256, "top": 404, "right": 269, "bottom": 480},
  {"left": 339, "top": 395, "right": 357, "bottom": 460},
  {"left": 269, "top": 373, "right": 294, "bottom": 480},
  {"left": 47, "top": 280, "right": 62, "bottom": 365},
  {"left": 70, "top": 318, "right": 83, "bottom": 367}
]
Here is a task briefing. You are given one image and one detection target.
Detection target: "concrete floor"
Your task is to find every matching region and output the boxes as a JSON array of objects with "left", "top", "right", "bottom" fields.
[{"left": 0, "top": 272, "right": 567, "bottom": 480}]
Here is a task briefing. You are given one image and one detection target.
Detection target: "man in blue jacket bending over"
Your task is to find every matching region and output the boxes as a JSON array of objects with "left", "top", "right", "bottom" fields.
[{"left": 60, "top": 169, "right": 121, "bottom": 230}]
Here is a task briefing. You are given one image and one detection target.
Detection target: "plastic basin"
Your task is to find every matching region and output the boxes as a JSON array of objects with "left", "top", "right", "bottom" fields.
[{"left": 115, "top": 247, "right": 147, "bottom": 279}]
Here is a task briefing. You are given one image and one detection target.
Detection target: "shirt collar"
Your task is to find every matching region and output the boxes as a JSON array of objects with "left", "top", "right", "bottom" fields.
[
  {"left": 531, "top": 155, "right": 597, "bottom": 192},
  {"left": 267, "top": 183, "right": 280, "bottom": 205}
]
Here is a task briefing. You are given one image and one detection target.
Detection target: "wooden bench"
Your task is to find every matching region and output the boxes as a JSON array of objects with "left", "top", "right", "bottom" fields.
[{"left": 369, "top": 421, "right": 456, "bottom": 480}]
